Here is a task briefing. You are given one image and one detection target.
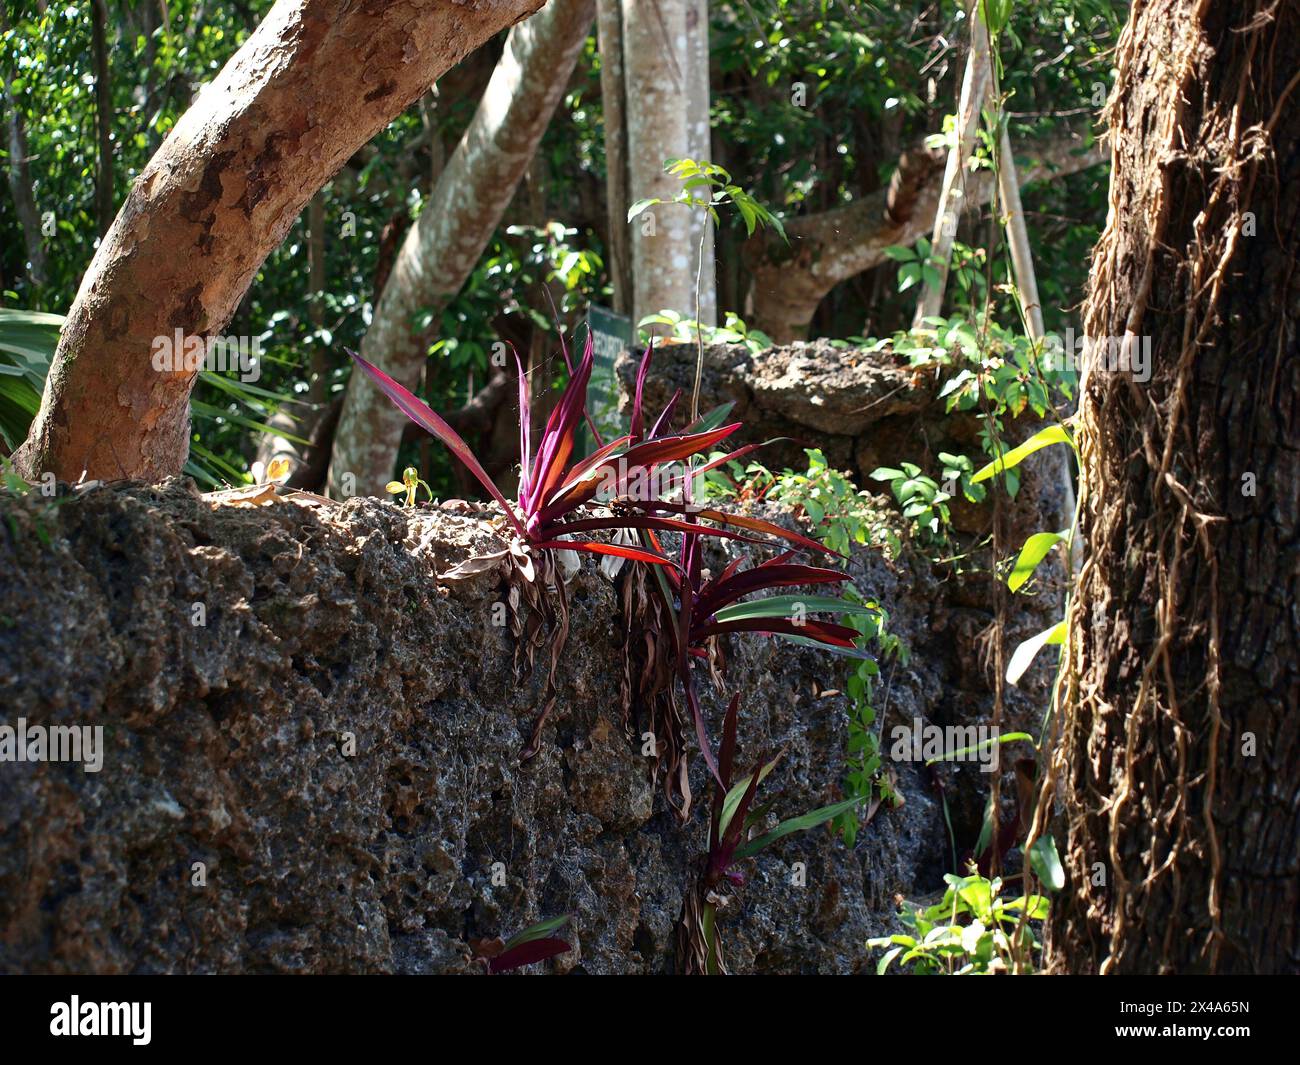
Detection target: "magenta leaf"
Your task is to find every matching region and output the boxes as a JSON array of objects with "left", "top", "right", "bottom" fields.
[
  {"left": 347, "top": 349, "right": 526, "bottom": 538},
  {"left": 488, "top": 937, "right": 571, "bottom": 973}
]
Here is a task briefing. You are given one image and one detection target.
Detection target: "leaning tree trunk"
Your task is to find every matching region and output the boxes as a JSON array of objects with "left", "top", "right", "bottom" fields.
[
  {"left": 910, "top": 0, "right": 989, "bottom": 327},
  {"left": 14, "top": 0, "right": 544, "bottom": 485},
  {"left": 1041, "top": 0, "right": 1300, "bottom": 974},
  {"left": 326, "top": 0, "right": 594, "bottom": 498}
]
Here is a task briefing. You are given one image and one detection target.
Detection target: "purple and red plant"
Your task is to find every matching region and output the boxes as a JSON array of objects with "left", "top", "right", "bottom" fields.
[
  {"left": 475, "top": 915, "right": 571, "bottom": 974},
  {"left": 350, "top": 332, "right": 881, "bottom": 975},
  {"left": 614, "top": 352, "right": 880, "bottom": 801},
  {"left": 349, "top": 335, "right": 872, "bottom": 775},
  {"left": 676, "top": 695, "right": 867, "bottom": 974},
  {"left": 350, "top": 340, "right": 752, "bottom": 569}
]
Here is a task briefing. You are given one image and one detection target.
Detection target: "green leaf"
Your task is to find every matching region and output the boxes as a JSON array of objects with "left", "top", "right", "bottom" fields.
[
  {"left": 718, "top": 757, "right": 781, "bottom": 840},
  {"left": 711, "top": 595, "right": 879, "bottom": 625},
  {"left": 1006, "top": 620, "right": 1066, "bottom": 685},
  {"left": 1003, "top": 893, "right": 1050, "bottom": 920},
  {"left": 971, "top": 424, "right": 1073, "bottom": 483},
  {"left": 0, "top": 308, "right": 63, "bottom": 366},
  {"left": 924, "top": 731, "right": 1032, "bottom": 767},
  {"left": 627, "top": 198, "right": 661, "bottom": 222},
  {"left": 733, "top": 795, "right": 866, "bottom": 860},
  {"left": 775, "top": 632, "right": 877, "bottom": 660},
  {"left": 682, "top": 401, "right": 737, "bottom": 435},
  {"left": 1028, "top": 835, "right": 1065, "bottom": 893},
  {"left": 982, "top": 0, "right": 1015, "bottom": 35},
  {"left": 502, "top": 915, "right": 571, "bottom": 951},
  {"left": 190, "top": 400, "right": 312, "bottom": 447},
  {"left": 1008, "top": 530, "right": 1067, "bottom": 592},
  {"left": 974, "top": 794, "right": 995, "bottom": 856}
]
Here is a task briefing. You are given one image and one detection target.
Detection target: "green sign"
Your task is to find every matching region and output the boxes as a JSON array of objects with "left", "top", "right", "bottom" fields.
[{"left": 585, "top": 305, "right": 633, "bottom": 445}]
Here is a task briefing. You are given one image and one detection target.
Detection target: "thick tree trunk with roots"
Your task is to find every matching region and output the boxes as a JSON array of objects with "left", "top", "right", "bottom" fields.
[
  {"left": 327, "top": 0, "right": 593, "bottom": 498},
  {"left": 1040, "top": 0, "right": 1300, "bottom": 974},
  {"left": 14, "top": 0, "right": 545, "bottom": 485}
]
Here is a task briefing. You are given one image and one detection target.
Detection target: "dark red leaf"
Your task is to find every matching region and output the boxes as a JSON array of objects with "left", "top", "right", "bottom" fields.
[
  {"left": 536, "top": 423, "right": 741, "bottom": 520},
  {"left": 693, "top": 616, "right": 862, "bottom": 649},
  {"left": 547, "top": 515, "right": 768, "bottom": 546},
  {"left": 695, "top": 564, "right": 849, "bottom": 617},
  {"left": 347, "top": 349, "right": 526, "bottom": 538},
  {"left": 488, "top": 937, "right": 571, "bottom": 973},
  {"left": 532, "top": 539, "right": 677, "bottom": 567}
]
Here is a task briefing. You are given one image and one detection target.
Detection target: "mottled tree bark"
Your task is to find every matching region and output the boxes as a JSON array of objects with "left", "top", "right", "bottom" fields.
[
  {"left": 326, "top": 0, "right": 594, "bottom": 497},
  {"left": 684, "top": 0, "right": 714, "bottom": 327},
  {"left": 15, "top": 0, "right": 545, "bottom": 484},
  {"left": 622, "top": 0, "right": 692, "bottom": 331},
  {"left": 1040, "top": 0, "right": 1300, "bottom": 974},
  {"left": 744, "top": 133, "right": 1105, "bottom": 343}
]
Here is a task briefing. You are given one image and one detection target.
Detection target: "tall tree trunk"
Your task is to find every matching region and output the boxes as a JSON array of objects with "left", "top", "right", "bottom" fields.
[
  {"left": 327, "top": 0, "right": 593, "bottom": 497},
  {"left": 90, "top": 0, "right": 115, "bottom": 238},
  {"left": 14, "top": 0, "right": 546, "bottom": 485},
  {"left": 1040, "top": 0, "right": 1300, "bottom": 974},
  {"left": 595, "top": 0, "right": 632, "bottom": 315},
  {"left": 996, "top": 128, "right": 1045, "bottom": 341},
  {"left": 684, "top": 0, "right": 714, "bottom": 327},
  {"left": 1, "top": 74, "right": 46, "bottom": 287},
  {"left": 622, "top": 0, "right": 692, "bottom": 331}
]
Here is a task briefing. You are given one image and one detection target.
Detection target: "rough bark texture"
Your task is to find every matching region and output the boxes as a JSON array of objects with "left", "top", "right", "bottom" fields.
[
  {"left": 0, "top": 344, "right": 1064, "bottom": 974},
  {"left": 328, "top": 0, "right": 593, "bottom": 498},
  {"left": 15, "top": 0, "right": 545, "bottom": 485},
  {"left": 1041, "top": 0, "right": 1300, "bottom": 974},
  {"left": 745, "top": 133, "right": 1106, "bottom": 343},
  {"left": 622, "top": 0, "right": 694, "bottom": 330}
]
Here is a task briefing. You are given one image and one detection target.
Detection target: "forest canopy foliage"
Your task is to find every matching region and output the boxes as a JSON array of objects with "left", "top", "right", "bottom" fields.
[{"left": 0, "top": 0, "right": 1117, "bottom": 490}]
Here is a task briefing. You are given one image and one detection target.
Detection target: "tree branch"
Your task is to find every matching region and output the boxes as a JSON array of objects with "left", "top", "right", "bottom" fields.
[
  {"left": 16, "top": 0, "right": 547, "bottom": 483},
  {"left": 744, "top": 129, "right": 1108, "bottom": 342}
]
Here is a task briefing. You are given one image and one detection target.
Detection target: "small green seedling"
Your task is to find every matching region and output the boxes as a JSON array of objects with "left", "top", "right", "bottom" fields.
[{"left": 385, "top": 466, "right": 433, "bottom": 508}]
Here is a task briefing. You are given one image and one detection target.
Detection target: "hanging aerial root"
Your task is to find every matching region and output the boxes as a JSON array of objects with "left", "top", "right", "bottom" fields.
[{"left": 1032, "top": 0, "right": 1295, "bottom": 974}]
